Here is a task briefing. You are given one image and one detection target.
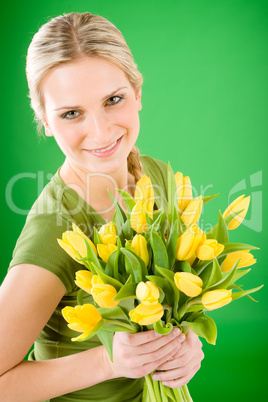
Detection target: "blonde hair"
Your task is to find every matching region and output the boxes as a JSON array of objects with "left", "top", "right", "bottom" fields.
[{"left": 26, "top": 12, "right": 143, "bottom": 181}]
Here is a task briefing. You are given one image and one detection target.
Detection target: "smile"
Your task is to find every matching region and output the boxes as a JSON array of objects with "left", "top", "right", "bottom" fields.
[{"left": 85, "top": 135, "right": 123, "bottom": 158}]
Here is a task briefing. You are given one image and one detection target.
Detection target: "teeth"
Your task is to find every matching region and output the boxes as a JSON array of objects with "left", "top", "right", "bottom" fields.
[{"left": 91, "top": 140, "right": 117, "bottom": 153}]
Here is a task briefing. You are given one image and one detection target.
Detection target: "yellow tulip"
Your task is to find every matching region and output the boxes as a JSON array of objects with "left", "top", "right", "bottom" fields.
[
  {"left": 134, "top": 174, "right": 155, "bottom": 207},
  {"left": 129, "top": 302, "right": 164, "bottom": 325},
  {"left": 62, "top": 304, "right": 102, "bottom": 341},
  {"left": 130, "top": 199, "right": 153, "bottom": 233},
  {"left": 130, "top": 235, "right": 150, "bottom": 266},
  {"left": 175, "top": 172, "right": 192, "bottom": 212},
  {"left": 98, "top": 222, "right": 117, "bottom": 245},
  {"left": 174, "top": 272, "right": 203, "bottom": 297},
  {"left": 57, "top": 222, "right": 97, "bottom": 263},
  {"left": 136, "top": 281, "right": 159, "bottom": 305},
  {"left": 202, "top": 289, "right": 232, "bottom": 311},
  {"left": 97, "top": 244, "right": 117, "bottom": 263},
  {"left": 222, "top": 195, "right": 250, "bottom": 230},
  {"left": 196, "top": 239, "right": 224, "bottom": 260},
  {"left": 91, "top": 275, "right": 119, "bottom": 309},
  {"left": 74, "top": 270, "right": 93, "bottom": 294},
  {"left": 221, "top": 250, "right": 256, "bottom": 272},
  {"left": 180, "top": 195, "right": 203, "bottom": 227},
  {"left": 176, "top": 224, "right": 205, "bottom": 260}
]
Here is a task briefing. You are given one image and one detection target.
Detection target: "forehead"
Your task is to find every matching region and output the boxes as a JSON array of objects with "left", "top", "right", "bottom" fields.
[{"left": 41, "top": 57, "right": 130, "bottom": 107}]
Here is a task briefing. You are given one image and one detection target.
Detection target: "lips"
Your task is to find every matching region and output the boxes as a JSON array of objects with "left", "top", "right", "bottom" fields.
[{"left": 84, "top": 135, "right": 123, "bottom": 158}]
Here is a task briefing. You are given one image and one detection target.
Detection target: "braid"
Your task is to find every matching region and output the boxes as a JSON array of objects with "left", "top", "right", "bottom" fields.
[{"left": 127, "top": 146, "right": 143, "bottom": 183}]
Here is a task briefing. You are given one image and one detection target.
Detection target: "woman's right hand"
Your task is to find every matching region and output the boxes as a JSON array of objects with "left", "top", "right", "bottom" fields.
[{"left": 105, "top": 328, "right": 185, "bottom": 379}]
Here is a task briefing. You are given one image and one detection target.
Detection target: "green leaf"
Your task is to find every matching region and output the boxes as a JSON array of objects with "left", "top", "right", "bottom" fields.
[
  {"left": 105, "top": 245, "right": 120, "bottom": 279},
  {"left": 108, "top": 189, "right": 127, "bottom": 227},
  {"left": 116, "top": 188, "right": 136, "bottom": 216},
  {"left": 114, "top": 282, "right": 137, "bottom": 301},
  {"left": 206, "top": 258, "right": 223, "bottom": 289},
  {"left": 77, "top": 289, "right": 86, "bottom": 305},
  {"left": 74, "top": 319, "right": 104, "bottom": 342},
  {"left": 202, "top": 193, "right": 219, "bottom": 204},
  {"left": 177, "top": 213, "right": 187, "bottom": 235},
  {"left": 121, "top": 248, "right": 143, "bottom": 283},
  {"left": 153, "top": 320, "right": 173, "bottom": 335},
  {"left": 121, "top": 219, "right": 133, "bottom": 241},
  {"left": 202, "top": 260, "right": 239, "bottom": 292},
  {"left": 97, "top": 329, "right": 114, "bottom": 362},
  {"left": 231, "top": 285, "right": 263, "bottom": 302},
  {"left": 84, "top": 238, "right": 104, "bottom": 275},
  {"left": 146, "top": 275, "right": 174, "bottom": 306},
  {"left": 232, "top": 268, "right": 251, "bottom": 283},
  {"left": 93, "top": 227, "right": 101, "bottom": 245},
  {"left": 181, "top": 313, "right": 217, "bottom": 345},
  {"left": 99, "top": 306, "right": 130, "bottom": 320},
  {"left": 215, "top": 211, "right": 229, "bottom": 244},
  {"left": 207, "top": 210, "right": 244, "bottom": 239},
  {"left": 155, "top": 265, "right": 180, "bottom": 320},
  {"left": 150, "top": 231, "right": 169, "bottom": 270},
  {"left": 148, "top": 209, "right": 167, "bottom": 239},
  {"left": 167, "top": 162, "right": 178, "bottom": 237},
  {"left": 91, "top": 262, "right": 122, "bottom": 291},
  {"left": 219, "top": 242, "right": 259, "bottom": 257},
  {"left": 174, "top": 260, "right": 192, "bottom": 273},
  {"left": 166, "top": 206, "right": 178, "bottom": 270}
]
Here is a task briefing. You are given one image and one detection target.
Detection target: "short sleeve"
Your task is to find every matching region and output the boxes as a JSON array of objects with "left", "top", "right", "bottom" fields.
[{"left": 8, "top": 211, "right": 81, "bottom": 294}]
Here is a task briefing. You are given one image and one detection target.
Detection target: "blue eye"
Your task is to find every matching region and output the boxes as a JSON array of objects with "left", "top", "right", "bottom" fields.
[{"left": 62, "top": 110, "right": 80, "bottom": 120}]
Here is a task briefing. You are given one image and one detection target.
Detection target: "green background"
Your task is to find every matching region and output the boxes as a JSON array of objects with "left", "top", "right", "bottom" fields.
[{"left": 1, "top": 0, "right": 267, "bottom": 400}]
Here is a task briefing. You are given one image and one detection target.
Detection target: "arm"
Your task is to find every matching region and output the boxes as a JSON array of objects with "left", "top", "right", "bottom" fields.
[{"left": 0, "top": 264, "right": 185, "bottom": 401}]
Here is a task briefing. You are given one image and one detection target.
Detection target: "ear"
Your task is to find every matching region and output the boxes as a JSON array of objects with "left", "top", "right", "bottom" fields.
[
  {"left": 135, "top": 88, "right": 142, "bottom": 111},
  {"left": 42, "top": 118, "right": 53, "bottom": 137}
]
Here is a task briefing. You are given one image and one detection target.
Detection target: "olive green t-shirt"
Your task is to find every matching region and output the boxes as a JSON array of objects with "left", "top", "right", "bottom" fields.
[{"left": 8, "top": 155, "right": 169, "bottom": 402}]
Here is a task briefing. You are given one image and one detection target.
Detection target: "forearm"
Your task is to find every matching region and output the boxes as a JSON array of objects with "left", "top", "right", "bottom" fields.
[{"left": 0, "top": 345, "right": 114, "bottom": 402}]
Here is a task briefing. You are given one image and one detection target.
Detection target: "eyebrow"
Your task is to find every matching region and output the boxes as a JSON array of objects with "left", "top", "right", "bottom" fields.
[{"left": 53, "top": 86, "right": 128, "bottom": 111}]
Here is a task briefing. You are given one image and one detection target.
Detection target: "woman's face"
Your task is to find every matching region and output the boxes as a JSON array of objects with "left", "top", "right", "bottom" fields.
[{"left": 41, "top": 56, "right": 142, "bottom": 175}]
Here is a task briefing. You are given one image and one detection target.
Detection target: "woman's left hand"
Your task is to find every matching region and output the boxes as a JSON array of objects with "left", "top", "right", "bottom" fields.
[{"left": 151, "top": 328, "right": 204, "bottom": 388}]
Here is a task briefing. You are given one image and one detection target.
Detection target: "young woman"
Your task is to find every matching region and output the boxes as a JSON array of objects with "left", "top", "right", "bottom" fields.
[{"left": 0, "top": 12, "right": 204, "bottom": 401}]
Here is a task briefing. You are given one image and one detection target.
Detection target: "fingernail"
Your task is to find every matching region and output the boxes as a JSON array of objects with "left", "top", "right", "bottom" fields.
[
  {"left": 152, "top": 375, "right": 159, "bottom": 381},
  {"left": 174, "top": 327, "right": 181, "bottom": 335}
]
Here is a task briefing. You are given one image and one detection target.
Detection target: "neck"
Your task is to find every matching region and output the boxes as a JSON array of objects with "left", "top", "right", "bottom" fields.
[{"left": 59, "top": 158, "right": 136, "bottom": 220}]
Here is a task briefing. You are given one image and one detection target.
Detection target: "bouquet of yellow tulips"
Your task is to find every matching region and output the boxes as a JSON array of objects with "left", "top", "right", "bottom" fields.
[{"left": 58, "top": 163, "right": 262, "bottom": 402}]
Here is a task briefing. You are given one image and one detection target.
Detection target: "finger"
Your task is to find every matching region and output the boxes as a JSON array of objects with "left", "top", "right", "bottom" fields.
[
  {"left": 119, "top": 329, "right": 164, "bottom": 346},
  {"left": 161, "top": 362, "right": 202, "bottom": 389},
  {"left": 133, "top": 328, "right": 182, "bottom": 356},
  {"left": 135, "top": 343, "right": 182, "bottom": 378},
  {"left": 131, "top": 333, "right": 183, "bottom": 367}
]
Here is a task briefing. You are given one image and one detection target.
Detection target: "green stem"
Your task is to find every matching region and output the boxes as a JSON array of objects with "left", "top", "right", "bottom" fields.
[
  {"left": 181, "top": 385, "right": 193, "bottom": 401},
  {"left": 144, "top": 375, "right": 157, "bottom": 402}
]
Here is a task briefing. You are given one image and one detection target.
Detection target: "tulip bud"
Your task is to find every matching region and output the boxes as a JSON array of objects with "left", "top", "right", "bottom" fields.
[
  {"left": 134, "top": 174, "right": 155, "bottom": 207},
  {"left": 97, "top": 244, "right": 117, "bottom": 263},
  {"left": 222, "top": 195, "right": 250, "bottom": 230},
  {"left": 174, "top": 272, "right": 203, "bottom": 297},
  {"left": 129, "top": 302, "right": 164, "bottom": 325},
  {"left": 202, "top": 289, "right": 232, "bottom": 310},
  {"left": 130, "top": 199, "right": 153, "bottom": 233},
  {"left": 221, "top": 250, "right": 256, "bottom": 272},
  {"left": 91, "top": 275, "right": 119, "bottom": 309},
  {"left": 175, "top": 172, "right": 193, "bottom": 212},
  {"left": 196, "top": 239, "right": 224, "bottom": 260},
  {"left": 74, "top": 270, "right": 93, "bottom": 294},
  {"left": 180, "top": 195, "right": 203, "bottom": 227},
  {"left": 57, "top": 223, "right": 97, "bottom": 263},
  {"left": 136, "top": 281, "right": 159, "bottom": 305},
  {"left": 130, "top": 235, "right": 150, "bottom": 266},
  {"left": 62, "top": 304, "right": 102, "bottom": 341},
  {"left": 176, "top": 224, "right": 205, "bottom": 261},
  {"left": 99, "top": 222, "right": 117, "bottom": 245}
]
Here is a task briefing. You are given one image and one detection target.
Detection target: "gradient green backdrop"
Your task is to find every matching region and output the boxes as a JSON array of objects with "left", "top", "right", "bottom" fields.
[{"left": 1, "top": 0, "right": 267, "bottom": 401}]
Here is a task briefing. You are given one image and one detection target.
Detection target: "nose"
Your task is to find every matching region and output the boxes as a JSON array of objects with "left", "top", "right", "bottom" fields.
[{"left": 87, "top": 112, "right": 113, "bottom": 146}]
